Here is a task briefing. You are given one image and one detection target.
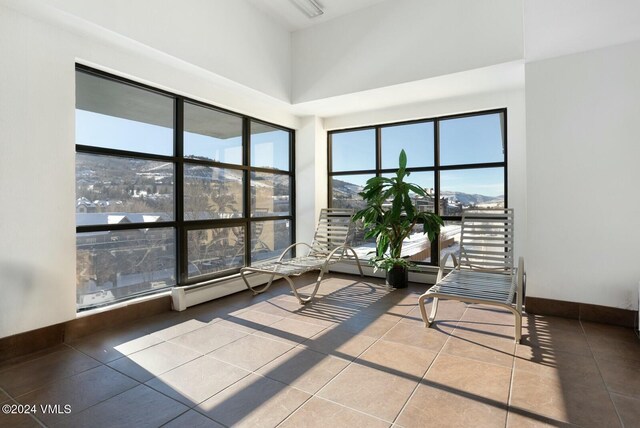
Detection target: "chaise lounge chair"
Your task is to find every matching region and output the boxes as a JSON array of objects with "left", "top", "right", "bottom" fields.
[
  {"left": 418, "top": 208, "right": 525, "bottom": 342},
  {"left": 240, "top": 208, "right": 364, "bottom": 304}
]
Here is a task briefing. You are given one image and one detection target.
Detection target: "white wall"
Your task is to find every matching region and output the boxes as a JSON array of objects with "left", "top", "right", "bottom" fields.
[
  {"left": 292, "top": 0, "right": 523, "bottom": 103},
  {"left": 295, "top": 116, "right": 328, "bottom": 245},
  {"left": 37, "top": 0, "right": 292, "bottom": 102},
  {"left": 0, "top": 3, "right": 298, "bottom": 339},
  {"left": 526, "top": 40, "right": 640, "bottom": 310},
  {"left": 324, "top": 89, "right": 528, "bottom": 263}
]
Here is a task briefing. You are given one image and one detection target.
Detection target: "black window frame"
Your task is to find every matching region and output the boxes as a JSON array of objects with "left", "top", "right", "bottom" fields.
[
  {"left": 327, "top": 108, "right": 507, "bottom": 266},
  {"left": 75, "top": 64, "right": 295, "bottom": 310}
]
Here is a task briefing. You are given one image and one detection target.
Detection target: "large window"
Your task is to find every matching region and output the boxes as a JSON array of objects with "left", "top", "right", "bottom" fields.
[
  {"left": 328, "top": 110, "right": 506, "bottom": 265},
  {"left": 76, "top": 66, "right": 294, "bottom": 310}
]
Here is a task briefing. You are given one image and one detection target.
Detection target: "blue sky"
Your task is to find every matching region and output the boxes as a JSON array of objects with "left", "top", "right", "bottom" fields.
[
  {"left": 331, "top": 113, "right": 505, "bottom": 197},
  {"left": 76, "top": 110, "right": 290, "bottom": 171},
  {"left": 77, "top": 109, "right": 504, "bottom": 197}
]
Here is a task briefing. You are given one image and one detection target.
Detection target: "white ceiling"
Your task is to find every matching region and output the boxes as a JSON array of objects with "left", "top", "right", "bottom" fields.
[
  {"left": 246, "top": 0, "right": 387, "bottom": 31},
  {"left": 291, "top": 61, "right": 524, "bottom": 118}
]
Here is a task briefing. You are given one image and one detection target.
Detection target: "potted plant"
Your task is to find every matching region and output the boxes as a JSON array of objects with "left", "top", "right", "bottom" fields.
[{"left": 352, "top": 150, "right": 444, "bottom": 288}]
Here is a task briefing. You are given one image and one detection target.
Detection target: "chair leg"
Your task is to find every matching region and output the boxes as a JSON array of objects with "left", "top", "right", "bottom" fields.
[
  {"left": 241, "top": 270, "right": 276, "bottom": 295},
  {"left": 515, "top": 312, "right": 522, "bottom": 344},
  {"left": 286, "top": 270, "right": 323, "bottom": 304},
  {"left": 428, "top": 297, "right": 439, "bottom": 326},
  {"left": 418, "top": 294, "right": 438, "bottom": 327},
  {"left": 351, "top": 249, "right": 364, "bottom": 277}
]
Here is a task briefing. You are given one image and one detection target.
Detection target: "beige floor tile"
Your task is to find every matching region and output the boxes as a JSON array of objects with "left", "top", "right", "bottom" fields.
[
  {"left": 397, "top": 381, "right": 507, "bottom": 428},
  {"left": 253, "top": 317, "right": 327, "bottom": 345},
  {"left": 280, "top": 397, "right": 389, "bottom": 428},
  {"left": 68, "top": 326, "right": 164, "bottom": 363},
  {"left": 147, "top": 317, "right": 210, "bottom": 341},
  {"left": 610, "top": 393, "right": 640, "bottom": 428},
  {"left": 400, "top": 300, "right": 467, "bottom": 326},
  {"left": 0, "top": 411, "right": 40, "bottom": 428},
  {"left": 146, "top": 356, "right": 250, "bottom": 406},
  {"left": 362, "top": 301, "right": 416, "bottom": 317},
  {"left": 355, "top": 339, "right": 437, "bottom": 378},
  {"left": 381, "top": 322, "right": 451, "bottom": 352},
  {"left": 249, "top": 298, "right": 308, "bottom": 318},
  {"left": 450, "top": 321, "right": 518, "bottom": 342},
  {"left": 425, "top": 354, "right": 511, "bottom": 403},
  {"left": 581, "top": 321, "right": 638, "bottom": 343},
  {"left": 217, "top": 289, "right": 278, "bottom": 309},
  {"left": 523, "top": 315, "right": 584, "bottom": 336},
  {"left": 461, "top": 305, "right": 515, "bottom": 322},
  {"left": 505, "top": 411, "right": 578, "bottom": 427},
  {"left": 302, "top": 327, "right": 377, "bottom": 360},
  {"left": 57, "top": 384, "right": 188, "bottom": 428},
  {"left": 257, "top": 347, "right": 349, "bottom": 394},
  {"left": 169, "top": 323, "right": 248, "bottom": 354},
  {"left": 596, "top": 356, "right": 640, "bottom": 396},
  {"left": 317, "top": 363, "right": 419, "bottom": 422},
  {"left": 520, "top": 327, "right": 592, "bottom": 357},
  {"left": 185, "top": 297, "right": 252, "bottom": 323},
  {"left": 0, "top": 347, "right": 100, "bottom": 397},
  {"left": 163, "top": 410, "right": 224, "bottom": 428},
  {"left": 208, "top": 335, "right": 294, "bottom": 371},
  {"left": 216, "top": 310, "right": 284, "bottom": 333},
  {"left": 509, "top": 369, "right": 621, "bottom": 428},
  {"left": 286, "top": 310, "right": 341, "bottom": 327},
  {"left": 588, "top": 335, "right": 640, "bottom": 362},
  {"left": 441, "top": 334, "right": 515, "bottom": 368},
  {"left": 107, "top": 341, "right": 201, "bottom": 382},
  {"left": 15, "top": 365, "right": 138, "bottom": 426},
  {"left": 514, "top": 345, "right": 604, "bottom": 389},
  {"left": 197, "top": 374, "right": 310, "bottom": 428},
  {"left": 335, "top": 314, "right": 399, "bottom": 339}
]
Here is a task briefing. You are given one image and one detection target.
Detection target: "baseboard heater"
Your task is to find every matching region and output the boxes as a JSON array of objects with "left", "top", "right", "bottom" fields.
[
  {"left": 171, "top": 263, "right": 438, "bottom": 312},
  {"left": 171, "top": 272, "right": 273, "bottom": 311}
]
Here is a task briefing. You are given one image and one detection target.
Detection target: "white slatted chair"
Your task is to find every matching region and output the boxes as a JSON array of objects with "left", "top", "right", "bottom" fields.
[
  {"left": 240, "top": 208, "right": 364, "bottom": 304},
  {"left": 418, "top": 208, "right": 525, "bottom": 342}
]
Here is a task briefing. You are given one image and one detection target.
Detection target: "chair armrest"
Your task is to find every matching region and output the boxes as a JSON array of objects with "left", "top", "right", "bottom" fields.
[
  {"left": 436, "top": 252, "right": 458, "bottom": 283},
  {"left": 277, "top": 242, "right": 314, "bottom": 262}
]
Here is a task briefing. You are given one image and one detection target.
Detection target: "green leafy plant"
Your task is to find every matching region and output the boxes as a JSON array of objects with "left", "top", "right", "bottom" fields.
[{"left": 352, "top": 149, "right": 444, "bottom": 272}]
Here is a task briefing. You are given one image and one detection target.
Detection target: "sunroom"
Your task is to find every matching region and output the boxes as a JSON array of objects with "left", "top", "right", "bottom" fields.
[{"left": 1, "top": 0, "right": 639, "bottom": 427}]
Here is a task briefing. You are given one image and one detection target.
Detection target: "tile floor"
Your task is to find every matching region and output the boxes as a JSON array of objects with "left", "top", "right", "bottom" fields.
[{"left": 0, "top": 273, "right": 638, "bottom": 427}]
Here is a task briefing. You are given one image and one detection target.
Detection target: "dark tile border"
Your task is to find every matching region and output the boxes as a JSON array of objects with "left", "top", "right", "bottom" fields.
[
  {"left": 0, "top": 324, "right": 65, "bottom": 365},
  {"left": 526, "top": 297, "right": 637, "bottom": 328},
  {"left": 0, "top": 296, "right": 171, "bottom": 364}
]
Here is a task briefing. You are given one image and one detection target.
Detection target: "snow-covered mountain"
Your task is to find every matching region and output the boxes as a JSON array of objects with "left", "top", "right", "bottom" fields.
[{"left": 332, "top": 178, "right": 503, "bottom": 207}]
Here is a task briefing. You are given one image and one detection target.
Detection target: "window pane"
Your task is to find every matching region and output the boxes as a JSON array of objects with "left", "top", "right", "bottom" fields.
[
  {"left": 331, "top": 129, "right": 376, "bottom": 172},
  {"left": 250, "top": 122, "right": 289, "bottom": 171},
  {"left": 76, "top": 228, "right": 176, "bottom": 309},
  {"left": 440, "top": 167, "right": 505, "bottom": 216},
  {"left": 439, "top": 113, "right": 504, "bottom": 166},
  {"left": 76, "top": 153, "right": 174, "bottom": 226},
  {"left": 250, "top": 219, "right": 291, "bottom": 264},
  {"left": 75, "top": 71, "right": 174, "bottom": 156},
  {"left": 331, "top": 174, "right": 374, "bottom": 211},
  {"left": 184, "top": 164, "right": 243, "bottom": 220},
  {"left": 381, "top": 122, "right": 434, "bottom": 168},
  {"left": 184, "top": 103, "right": 242, "bottom": 164},
  {"left": 187, "top": 227, "right": 244, "bottom": 279},
  {"left": 251, "top": 172, "right": 290, "bottom": 217}
]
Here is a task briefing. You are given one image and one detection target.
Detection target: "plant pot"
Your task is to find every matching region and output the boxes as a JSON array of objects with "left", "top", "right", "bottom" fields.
[{"left": 386, "top": 265, "right": 408, "bottom": 289}]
